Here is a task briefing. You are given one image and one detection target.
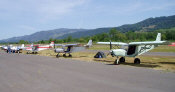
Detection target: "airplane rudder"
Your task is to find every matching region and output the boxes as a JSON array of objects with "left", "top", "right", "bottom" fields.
[
  {"left": 87, "top": 40, "right": 92, "bottom": 46},
  {"left": 156, "top": 33, "right": 161, "bottom": 41}
]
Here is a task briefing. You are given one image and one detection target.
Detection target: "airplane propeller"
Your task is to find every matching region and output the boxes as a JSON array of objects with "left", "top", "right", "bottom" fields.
[
  {"left": 110, "top": 40, "right": 112, "bottom": 50},
  {"left": 107, "top": 40, "right": 114, "bottom": 56}
]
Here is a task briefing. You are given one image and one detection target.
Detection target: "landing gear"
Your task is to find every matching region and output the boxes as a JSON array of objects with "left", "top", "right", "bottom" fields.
[
  {"left": 68, "top": 54, "right": 72, "bottom": 57},
  {"left": 32, "top": 52, "right": 37, "bottom": 54},
  {"left": 63, "top": 54, "right": 66, "bottom": 57},
  {"left": 119, "top": 57, "right": 125, "bottom": 63},
  {"left": 57, "top": 53, "right": 73, "bottom": 58},
  {"left": 114, "top": 57, "right": 119, "bottom": 65},
  {"left": 134, "top": 58, "right": 140, "bottom": 64},
  {"left": 56, "top": 53, "right": 59, "bottom": 58},
  {"left": 114, "top": 57, "right": 125, "bottom": 65},
  {"left": 17, "top": 50, "right": 20, "bottom": 54}
]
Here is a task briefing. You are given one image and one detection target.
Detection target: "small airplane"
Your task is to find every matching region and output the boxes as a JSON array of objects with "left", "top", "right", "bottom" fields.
[
  {"left": 10, "top": 44, "right": 25, "bottom": 53},
  {"left": 1, "top": 44, "right": 25, "bottom": 53},
  {"left": 25, "top": 41, "right": 54, "bottom": 54},
  {"left": 168, "top": 42, "right": 175, "bottom": 46},
  {"left": 54, "top": 40, "right": 92, "bottom": 58},
  {"left": 1, "top": 45, "right": 8, "bottom": 50},
  {"left": 97, "top": 33, "right": 167, "bottom": 64}
]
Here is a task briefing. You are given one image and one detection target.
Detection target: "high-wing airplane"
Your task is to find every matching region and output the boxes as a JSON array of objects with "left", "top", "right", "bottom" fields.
[
  {"left": 11, "top": 44, "right": 25, "bottom": 53},
  {"left": 54, "top": 40, "right": 92, "bottom": 58},
  {"left": 1, "top": 44, "right": 25, "bottom": 53},
  {"left": 97, "top": 33, "right": 166, "bottom": 65},
  {"left": 25, "top": 41, "right": 54, "bottom": 54},
  {"left": 168, "top": 42, "right": 175, "bottom": 46},
  {"left": 1, "top": 45, "right": 7, "bottom": 50}
]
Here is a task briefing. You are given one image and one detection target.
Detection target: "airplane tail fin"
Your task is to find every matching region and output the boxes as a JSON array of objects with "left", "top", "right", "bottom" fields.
[
  {"left": 156, "top": 33, "right": 161, "bottom": 41},
  {"left": 21, "top": 44, "right": 24, "bottom": 48},
  {"left": 31, "top": 43, "right": 33, "bottom": 47},
  {"left": 86, "top": 40, "right": 92, "bottom": 47},
  {"left": 50, "top": 41, "right": 55, "bottom": 47}
]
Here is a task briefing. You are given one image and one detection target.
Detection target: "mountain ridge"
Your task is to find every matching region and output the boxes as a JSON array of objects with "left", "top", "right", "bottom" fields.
[{"left": 1, "top": 15, "right": 175, "bottom": 43}]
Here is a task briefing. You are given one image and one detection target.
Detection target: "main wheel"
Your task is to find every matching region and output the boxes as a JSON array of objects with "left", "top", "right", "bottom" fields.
[
  {"left": 63, "top": 54, "right": 66, "bottom": 57},
  {"left": 68, "top": 54, "right": 72, "bottom": 57},
  {"left": 134, "top": 58, "right": 140, "bottom": 64},
  {"left": 56, "top": 54, "right": 59, "bottom": 58},
  {"left": 119, "top": 57, "right": 125, "bottom": 63},
  {"left": 114, "top": 59, "right": 119, "bottom": 65}
]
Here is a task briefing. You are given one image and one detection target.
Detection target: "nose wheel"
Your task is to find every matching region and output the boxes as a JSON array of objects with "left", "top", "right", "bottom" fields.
[
  {"left": 114, "top": 59, "right": 119, "bottom": 65},
  {"left": 119, "top": 57, "right": 125, "bottom": 63},
  {"left": 134, "top": 58, "right": 140, "bottom": 64},
  {"left": 56, "top": 53, "right": 60, "bottom": 58},
  {"left": 114, "top": 57, "right": 126, "bottom": 65}
]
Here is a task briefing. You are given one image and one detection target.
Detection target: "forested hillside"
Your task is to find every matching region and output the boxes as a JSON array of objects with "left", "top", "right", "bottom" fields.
[
  {"left": 58, "top": 15, "right": 175, "bottom": 39},
  {"left": 0, "top": 15, "right": 175, "bottom": 43},
  {"left": 31, "top": 27, "right": 175, "bottom": 44}
]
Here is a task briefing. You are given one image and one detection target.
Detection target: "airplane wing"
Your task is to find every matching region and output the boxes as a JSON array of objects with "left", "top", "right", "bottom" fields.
[
  {"left": 129, "top": 41, "right": 166, "bottom": 45},
  {"left": 54, "top": 44, "right": 78, "bottom": 47},
  {"left": 97, "top": 42, "right": 128, "bottom": 45},
  {"left": 54, "top": 44, "right": 65, "bottom": 46},
  {"left": 65, "top": 44, "right": 78, "bottom": 47},
  {"left": 71, "top": 47, "right": 86, "bottom": 52}
]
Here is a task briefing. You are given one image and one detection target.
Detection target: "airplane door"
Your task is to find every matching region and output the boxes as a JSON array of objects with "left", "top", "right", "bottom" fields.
[
  {"left": 66, "top": 46, "right": 72, "bottom": 52},
  {"left": 127, "top": 45, "right": 136, "bottom": 55}
]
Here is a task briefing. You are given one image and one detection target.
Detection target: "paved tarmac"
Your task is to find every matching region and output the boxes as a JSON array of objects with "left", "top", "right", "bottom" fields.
[{"left": 0, "top": 51, "right": 175, "bottom": 92}]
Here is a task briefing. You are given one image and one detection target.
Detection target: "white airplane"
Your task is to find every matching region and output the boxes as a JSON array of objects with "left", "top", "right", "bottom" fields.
[
  {"left": 25, "top": 41, "right": 54, "bottom": 54},
  {"left": 97, "top": 33, "right": 166, "bottom": 64},
  {"left": 1, "top": 45, "right": 8, "bottom": 50},
  {"left": 54, "top": 40, "right": 92, "bottom": 58},
  {"left": 11, "top": 44, "right": 25, "bottom": 53},
  {"left": 1, "top": 44, "right": 25, "bottom": 53}
]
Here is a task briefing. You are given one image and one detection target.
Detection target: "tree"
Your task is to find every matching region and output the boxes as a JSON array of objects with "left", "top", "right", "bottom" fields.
[
  {"left": 109, "top": 28, "right": 117, "bottom": 40},
  {"left": 66, "top": 36, "right": 73, "bottom": 42},
  {"left": 18, "top": 40, "right": 29, "bottom": 44}
]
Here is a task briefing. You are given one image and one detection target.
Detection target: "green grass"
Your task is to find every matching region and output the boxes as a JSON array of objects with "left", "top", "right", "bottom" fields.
[
  {"left": 90, "top": 44, "right": 175, "bottom": 52},
  {"left": 151, "top": 45, "right": 175, "bottom": 52}
]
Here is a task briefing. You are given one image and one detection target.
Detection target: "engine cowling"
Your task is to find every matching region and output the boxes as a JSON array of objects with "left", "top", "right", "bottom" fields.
[{"left": 111, "top": 49, "right": 126, "bottom": 57}]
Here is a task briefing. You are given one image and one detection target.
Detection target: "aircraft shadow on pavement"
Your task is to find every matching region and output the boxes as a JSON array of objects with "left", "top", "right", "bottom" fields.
[
  {"left": 105, "top": 62, "right": 160, "bottom": 68},
  {"left": 94, "top": 58, "right": 161, "bottom": 68},
  {"left": 159, "top": 62, "right": 175, "bottom": 65},
  {"left": 93, "top": 59, "right": 114, "bottom": 63},
  {"left": 106, "top": 62, "right": 161, "bottom": 68},
  {"left": 120, "top": 63, "right": 160, "bottom": 68}
]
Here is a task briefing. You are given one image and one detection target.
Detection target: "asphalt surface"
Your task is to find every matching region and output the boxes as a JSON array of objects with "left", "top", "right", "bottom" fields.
[{"left": 0, "top": 51, "right": 175, "bottom": 92}]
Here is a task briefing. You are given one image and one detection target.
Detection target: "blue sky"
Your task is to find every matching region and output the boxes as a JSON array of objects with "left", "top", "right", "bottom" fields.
[{"left": 0, "top": 0, "right": 175, "bottom": 40}]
